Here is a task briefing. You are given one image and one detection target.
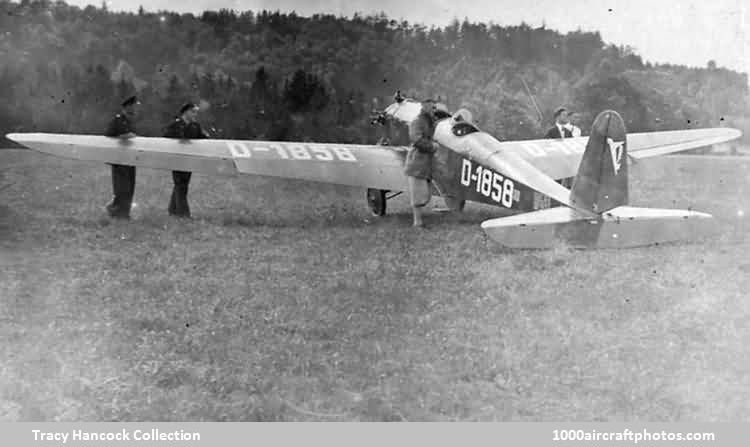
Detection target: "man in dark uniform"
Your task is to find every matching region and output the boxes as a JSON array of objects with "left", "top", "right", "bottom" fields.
[
  {"left": 544, "top": 107, "right": 573, "bottom": 139},
  {"left": 163, "top": 103, "right": 208, "bottom": 218},
  {"left": 105, "top": 95, "right": 139, "bottom": 219}
]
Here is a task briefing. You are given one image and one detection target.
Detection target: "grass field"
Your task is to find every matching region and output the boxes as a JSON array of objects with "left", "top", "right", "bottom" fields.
[{"left": 2, "top": 149, "right": 750, "bottom": 421}]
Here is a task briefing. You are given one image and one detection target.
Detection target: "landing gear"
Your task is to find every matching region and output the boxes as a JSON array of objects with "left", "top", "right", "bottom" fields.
[
  {"left": 366, "top": 189, "right": 402, "bottom": 216},
  {"left": 435, "top": 198, "right": 466, "bottom": 213},
  {"left": 367, "top": 189, "right": 387, "bottom": 216},
  {"left": 445, "top": 197, "right": 466, "bottom": 212}
]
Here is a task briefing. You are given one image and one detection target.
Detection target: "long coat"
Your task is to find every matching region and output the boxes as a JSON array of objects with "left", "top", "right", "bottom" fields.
[{"left": 404, "top": 112, "right": 436, "bottom": 179}]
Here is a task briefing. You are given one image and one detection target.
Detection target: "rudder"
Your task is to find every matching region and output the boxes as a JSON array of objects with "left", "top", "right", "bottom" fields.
[{"left": 570, "top": 110, "right": 628, "bottom": 213}]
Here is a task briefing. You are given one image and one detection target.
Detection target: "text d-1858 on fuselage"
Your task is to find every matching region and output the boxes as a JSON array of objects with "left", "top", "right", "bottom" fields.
[{"left": 458, "top": 158, "right": 519, "bottom": 208}]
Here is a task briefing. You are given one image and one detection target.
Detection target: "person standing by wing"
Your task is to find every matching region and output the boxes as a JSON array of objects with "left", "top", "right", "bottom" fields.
[
  {"left": 405, "top": 100, "right": 449, "bottom": 227},
  {"left": 163, "top": 103, "right": 209, "bottom": 218},
  {"left": 567, "top": 111, "right": 583, "bottom": 137},
  {"left": 104, "top": 95, "right": 139, "bottom": 219},
  {"left": 544, "top": 107, "right": 573, "bottom": 139},
  {"left": 544, "top": 106, "right": 575, "bottom": 189}
]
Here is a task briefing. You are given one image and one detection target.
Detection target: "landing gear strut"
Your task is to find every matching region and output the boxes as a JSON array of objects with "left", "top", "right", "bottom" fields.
[
  {"left": 366, "top": 188, "right": 402, "bottom": 216},
  {"left": 367, "top": 189, "right": 387, "bottom": 216},
  {"left": 442, "top": 197, "right": 466, "bottom": 212}
]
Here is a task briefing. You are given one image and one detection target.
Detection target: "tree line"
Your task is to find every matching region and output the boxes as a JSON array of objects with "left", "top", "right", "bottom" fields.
[{"left": 1, "top": 0, "right": 748, "bottom": 148}]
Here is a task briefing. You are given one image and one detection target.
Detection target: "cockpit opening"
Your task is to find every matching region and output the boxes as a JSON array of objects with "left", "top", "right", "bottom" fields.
[
  {"left": 452, "top": 121, "right": 479, "bottom": 137},
  {"left": 433, "top": 110, "right": 452, "bottom": 120}
]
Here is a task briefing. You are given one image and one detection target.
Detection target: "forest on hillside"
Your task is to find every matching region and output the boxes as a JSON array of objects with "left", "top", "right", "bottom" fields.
[{"left": 1, "top": 0, "right": 748, "bottom": 147}]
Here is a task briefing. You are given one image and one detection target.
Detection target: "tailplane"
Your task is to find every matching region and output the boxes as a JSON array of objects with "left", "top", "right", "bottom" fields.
[{"left": 480, "top": 206, "right": 715, "bottom": 249}]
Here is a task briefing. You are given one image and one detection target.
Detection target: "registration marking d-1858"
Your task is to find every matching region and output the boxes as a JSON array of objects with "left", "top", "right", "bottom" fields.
[
  {"left": 460, "top": 159, "right": 518, "bottom": 208},
  {"left": 227, "top": 142, "right": 358, "bottom": 162}
]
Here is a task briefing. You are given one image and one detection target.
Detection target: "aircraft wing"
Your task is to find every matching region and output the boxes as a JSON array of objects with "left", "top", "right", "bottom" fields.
[
  {"left": 627, "top": 128, "right": 742, "bottom": 159},
  {"left": 494, "top": 127, "right": 741, "bottom": 180},
  {"left": 5, "top": 133, "right": 411, "bottom": 191}
]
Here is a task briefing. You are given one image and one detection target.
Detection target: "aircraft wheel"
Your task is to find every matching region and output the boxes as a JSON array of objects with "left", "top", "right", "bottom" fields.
[
  {"left": 443, "top": 197, "right": 466, "bottom": 212},
  {"left": 367, "top": 188, "right": 387, "bottom": 216}
]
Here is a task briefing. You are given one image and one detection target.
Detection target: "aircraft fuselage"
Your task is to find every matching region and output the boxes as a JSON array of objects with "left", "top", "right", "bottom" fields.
[{"left": 377, "top": 110, "right": 556, "bottom": 214}]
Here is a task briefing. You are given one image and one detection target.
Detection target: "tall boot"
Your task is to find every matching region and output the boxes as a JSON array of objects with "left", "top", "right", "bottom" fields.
[
  {"left": 169, "top": 171, "right": 192, "bottom": 217},
  {"left": 107, "top": 164, "right": 132, "bottom": 219}
]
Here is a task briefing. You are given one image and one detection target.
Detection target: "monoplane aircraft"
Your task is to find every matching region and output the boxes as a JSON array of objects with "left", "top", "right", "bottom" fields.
[{"left": 6, "top": 95, "right": 741, "bottom": 249}]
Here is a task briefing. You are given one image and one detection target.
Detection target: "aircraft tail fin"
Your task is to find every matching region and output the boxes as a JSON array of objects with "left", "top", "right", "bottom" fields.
[{"left": 569, "top": 110, "right": 628, "bottom": 213}]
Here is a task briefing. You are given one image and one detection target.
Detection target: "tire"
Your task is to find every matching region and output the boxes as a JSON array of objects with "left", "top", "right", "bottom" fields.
[{"left": 366, "top": 188, "right": 387, "bottom": 216}]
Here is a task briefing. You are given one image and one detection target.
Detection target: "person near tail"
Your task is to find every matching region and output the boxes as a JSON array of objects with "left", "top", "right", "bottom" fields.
[
  {"left": 544, "top": 106, "right": 575, "bottom": 189},
  {"left": 544, "top": 107, "right": 573, "bottom": 139},
  {"left": 565, "top": 111, "right": 582, "bottom": 137}
]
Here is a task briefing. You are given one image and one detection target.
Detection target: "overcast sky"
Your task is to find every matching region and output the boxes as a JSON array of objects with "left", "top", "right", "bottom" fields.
[{"left": 71, "top": 0, "right": 749, "bottom": 76}]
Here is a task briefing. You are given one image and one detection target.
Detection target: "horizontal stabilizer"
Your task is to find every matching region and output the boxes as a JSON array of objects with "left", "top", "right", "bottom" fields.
[{"left": 481, "top": 206, "right": 717, "bottom": 249}]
